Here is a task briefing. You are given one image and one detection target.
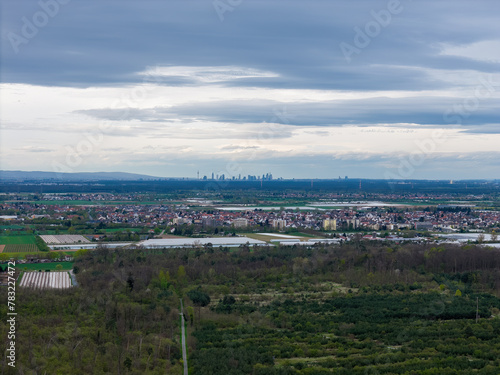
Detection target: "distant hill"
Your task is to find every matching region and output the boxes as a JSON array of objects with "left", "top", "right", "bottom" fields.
[{"left": 0, "top": 170, "right": 161, "bottom": 181}]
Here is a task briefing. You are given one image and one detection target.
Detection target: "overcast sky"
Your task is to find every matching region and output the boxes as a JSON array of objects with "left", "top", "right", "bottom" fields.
[{"left": 1, "top": 0, "right": 499, "bottom": 179}]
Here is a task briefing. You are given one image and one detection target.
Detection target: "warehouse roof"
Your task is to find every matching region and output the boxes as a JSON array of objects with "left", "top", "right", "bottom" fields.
[{"left": 138, "top": 237, "right": 267, "bottom": 248}]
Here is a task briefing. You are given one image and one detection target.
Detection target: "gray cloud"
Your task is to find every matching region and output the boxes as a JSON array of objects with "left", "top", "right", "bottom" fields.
[
  {"left": 2, "top": 0, "right": 499, "bottom": 91},
  {"left": 3, "top": 0, "right": 500, "bottom": 178},
  {"left": 77, "top": 95, "right": 500, "bottom": 129}
]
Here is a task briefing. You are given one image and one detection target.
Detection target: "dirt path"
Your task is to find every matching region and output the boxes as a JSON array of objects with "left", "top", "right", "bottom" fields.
[
  {"left": 69, "top": 269, "right": 78, "bottom": 286},
  {"left": 180, "top": 298, "right": 188, "bottom": 375}
]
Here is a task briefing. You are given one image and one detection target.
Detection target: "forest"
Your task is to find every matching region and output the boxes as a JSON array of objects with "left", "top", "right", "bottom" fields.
[{"left": 1, "top": 240, "right": 500, "bottom": 374}]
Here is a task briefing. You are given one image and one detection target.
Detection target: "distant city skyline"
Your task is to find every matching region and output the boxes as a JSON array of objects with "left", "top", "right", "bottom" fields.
[
  {"left": 3, "top": 169, "right": 499, "bottom": 182},
  {"left": 1, "top": 1, "right": 500, "bottom": 180}
]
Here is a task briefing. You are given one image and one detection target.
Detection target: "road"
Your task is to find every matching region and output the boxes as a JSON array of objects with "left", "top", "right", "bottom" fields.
[
  {"left": 180, "top": 298, "right": 188, "bottom": 375},
  {"left": 69, "top": 269, "right": 78, "bottom": 287}
]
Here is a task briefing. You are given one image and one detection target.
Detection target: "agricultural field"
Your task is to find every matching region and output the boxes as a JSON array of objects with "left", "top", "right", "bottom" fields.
[
  {"left": 3, "top": 244, "right": 39, "bottom": 253},
  {"left": 0, "top": 225, "right": 25, "bottom": 230},
  {"left": 0, "top": 235, "right": 39, "bottom": 253},
  {"left": 10, "top": 200, "right": 162, "bottom": 206},
  {"left": 18, "top": 271, "right": 72, "bottom": 289},
  {"left": 0, "top": 235, "right": 36, "bottom": 244},
  {"left": 245, "top": 232, "right": 323, "bottom": 243},
  {"left": 16, "top": 262, "right": 74, "bottom": 271},
  {"left": 103, "top": 227, "right": 142, "bottom": 233},
  {"left": 40, "top": 234, "right": 90, "bottom": 244}
]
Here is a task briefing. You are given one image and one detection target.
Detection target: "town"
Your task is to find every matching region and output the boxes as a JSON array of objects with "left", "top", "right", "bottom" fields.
[{"left": 1, "top": 189, "right": 499, "bottom": 251}]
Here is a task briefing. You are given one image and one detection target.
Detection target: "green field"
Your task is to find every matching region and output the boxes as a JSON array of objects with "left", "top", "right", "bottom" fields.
[
  {"left": 8, "top": 200, "right": 163, "bottom": 206},
  {"left": 294, "top": 232, "right": 321, "bottom": 238},
  {"left": 15, "top": 262, "right": 74, "bottom": 271},
  {"left": 0, "top": 235, "right": 36, "bottom": 244},
  {"left": 0, "top": 234, "right": 39, "bottom": 254},
  {"left": 104, "top": 227, "right": 143, "bottom": 233},
  {"left": 0, "top": 235, "right": 39, "bottom": 253},
  {"left": 0, "top": 225, "right": 25, "bottom": 230},
  {"left": 3, "top": 244, "right": 39, "bottom": 253}
]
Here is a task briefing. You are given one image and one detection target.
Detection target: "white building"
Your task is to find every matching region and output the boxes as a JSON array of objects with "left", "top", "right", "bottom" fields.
[
  {"left": 233, "top": 218, "right": 249, "bottom": 228},
  {"left": 272, "top": 219, "right": 287, "bottom": 230}
]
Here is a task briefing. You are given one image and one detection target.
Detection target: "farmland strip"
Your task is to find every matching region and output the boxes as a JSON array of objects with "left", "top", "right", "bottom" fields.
[
  {"left": 26, "top": 272, "right": 34, "bottom": 288},
  {"left": 35, "top": 273, "right": 40, "bottom": 289},
  {"left": 37, "top": 273, "right": 43, "bottom": 289},
  {"left": 29, "top": 272, "right": 35, "bottom": 289},
  {"left": 32, "top": 273, "right": 39, "bottom": 289},
  {"left": 18, "top": 270, "right": 73, "bottom": 289},
  {"left": 28, "top": 272, "right": 35, "bottom": 288},
  {"left": 19, "top": 272, "right": 27, "bottom": 287}
]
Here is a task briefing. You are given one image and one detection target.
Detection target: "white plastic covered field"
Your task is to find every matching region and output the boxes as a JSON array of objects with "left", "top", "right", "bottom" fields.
[
  {"left": 19, "top": 272, "right": 73, "bottom": 289},
  {"left": 40, "top": 234, "right": 90, "bottom": 244}
]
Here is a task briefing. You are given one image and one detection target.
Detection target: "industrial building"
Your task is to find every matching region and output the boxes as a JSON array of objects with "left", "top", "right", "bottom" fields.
[{"left": 137, "top": 237, "right": 267, "bottom": 248}]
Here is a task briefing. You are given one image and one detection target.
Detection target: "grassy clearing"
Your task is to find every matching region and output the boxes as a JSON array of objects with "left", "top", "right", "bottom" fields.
[
  {"left": 275, "top": 355, "right": 338, "bottom": 366},
  {"left": 15, "top": 262, "right": 74, "bottom": 271},
  {"left": 233, "top": 282, "right": 358, "bottom": 306}
]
